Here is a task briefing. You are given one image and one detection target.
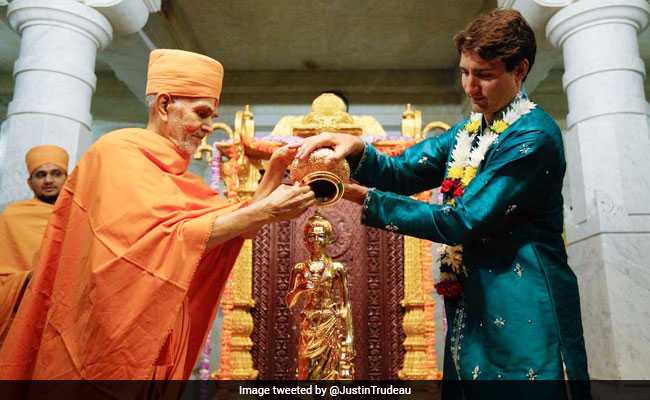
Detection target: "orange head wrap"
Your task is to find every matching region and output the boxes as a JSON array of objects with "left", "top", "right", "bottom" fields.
[
  {"left": 25, "top": 145, "right": 69, "bottom": 175},
  {"left": 145, "top": 49, "right": 224, "bottom": 100}
]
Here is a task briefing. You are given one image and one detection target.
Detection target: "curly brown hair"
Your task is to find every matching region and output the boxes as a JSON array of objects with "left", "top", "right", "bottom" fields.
[{"left": 454, "top": 9, "right": 536, "bottom": 80}]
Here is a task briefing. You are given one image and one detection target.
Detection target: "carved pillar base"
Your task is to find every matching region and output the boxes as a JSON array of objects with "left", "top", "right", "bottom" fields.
[
  {"left": 399, "top": 304, "right": 431, "bottom": 380},
  {"left": 229, "top": 306, "right": 257, "bottom": 379},
  {"left": 216, "top": 239, "right": 258, "bottom": 380},
  {"left": 214, "top": 281, "right": 233, "bottom": 379},
  {"left": 399, "top": 235, "right": 435, "bottom": 380},
  {"left": 421, "top": 239, "right": 442, "bottom": 379}
]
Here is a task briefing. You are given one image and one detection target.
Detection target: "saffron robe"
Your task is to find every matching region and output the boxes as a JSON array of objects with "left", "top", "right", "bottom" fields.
[
  {"left": 0, "top": 199, "right": 53, "bottom": 345},
  {"left": 0, "top": 128, "right": 243, "bottom": 381},
  {"left": 352, "top": 104, "right": 590, "bottom": 399}
]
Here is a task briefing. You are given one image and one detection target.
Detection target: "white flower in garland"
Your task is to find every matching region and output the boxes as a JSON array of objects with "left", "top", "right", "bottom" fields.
[
  {"left": 449, "top": 114, "right": 479, "bottom": 165},
  {"left": 502, "top": 98, "right": 536, "bottom": 125},
  {"left": 435, "top": 93, "right": 537, "bottom": 298},
  {"left": 468, "top": 132, "right": 498, "bottom": 168}
]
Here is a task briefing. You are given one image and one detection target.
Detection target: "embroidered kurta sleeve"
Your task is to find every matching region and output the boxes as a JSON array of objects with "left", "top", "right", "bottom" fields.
[
  {"left": 349, "top": 128, "right": 457, "bottom": 195},
  {"left": 361, "top": 129, "right": 562, "bottom": 244}
]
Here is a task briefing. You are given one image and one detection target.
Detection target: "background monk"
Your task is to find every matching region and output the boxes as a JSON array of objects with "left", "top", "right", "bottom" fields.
[
  {"left": 0, "top": 49, "right": 315, "bottom": 382},
  {"left": 0, "top": 145, "right": 68, "bottom": 346}
]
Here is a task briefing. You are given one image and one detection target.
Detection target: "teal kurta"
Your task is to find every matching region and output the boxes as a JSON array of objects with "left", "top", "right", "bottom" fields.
[{"left": 352, "top": 101, "right": 589, "bottom": 398}]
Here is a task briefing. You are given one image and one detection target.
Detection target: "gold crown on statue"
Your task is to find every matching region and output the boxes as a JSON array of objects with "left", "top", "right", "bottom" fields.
[{"left": 289, "top": 148, "right": 350, "bottom": 206}]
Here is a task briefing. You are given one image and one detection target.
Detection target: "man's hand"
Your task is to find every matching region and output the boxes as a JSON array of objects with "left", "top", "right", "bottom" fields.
[
  {"left": 268, "top": 144, "right": 298, "bottom": 175},
  {"left": 342, "top": 182, "right": 369, "bottom": 205},
  {"left": 258, "top": 183, "right": 316, "bottom": 222},
  {"left": 295, "top": 132, "right": 365, "bottom": 163},
  {"left": 251, "top": 145, "right": 298, "bottom": 203},
  {"left": 207, "top": 182, "right": 315, "bottom": 251}
]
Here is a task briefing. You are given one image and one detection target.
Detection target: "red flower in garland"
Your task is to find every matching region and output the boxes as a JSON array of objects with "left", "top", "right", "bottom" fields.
[
  {"left": 435, "top": 280, "right": 463, "bottom": 298},
  {"left": 441, "top": 178, "right": 455, "bottom": 194},
  {"left": 453, "top": 185, "right": 464, "bottom": 198}
]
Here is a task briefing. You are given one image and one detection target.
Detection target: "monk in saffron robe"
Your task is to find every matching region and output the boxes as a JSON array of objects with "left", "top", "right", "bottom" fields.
[
  {"left": 0, "top": 49, "right": 315, "bottom": 381},
  {"left": 0, "top": 145, "right": 69, "bottom": 346}
]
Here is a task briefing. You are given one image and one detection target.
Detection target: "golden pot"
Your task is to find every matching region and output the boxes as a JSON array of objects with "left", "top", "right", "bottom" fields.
[{"left": 289, "top": 148, "right": 350, "bottom": 206}]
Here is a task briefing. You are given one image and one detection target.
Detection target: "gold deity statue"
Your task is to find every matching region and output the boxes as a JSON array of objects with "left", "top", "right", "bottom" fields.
[{"left": 286, "top": 213, "right": 355, "bottom": 380}]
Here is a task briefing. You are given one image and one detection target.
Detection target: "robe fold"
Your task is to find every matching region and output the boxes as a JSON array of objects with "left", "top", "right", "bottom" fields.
[
  {"left": 0, "top": 128, "right": 244, "bottom": 381},
  {"left": 0, "top": 199, "right": 53, "bottom": 345}
]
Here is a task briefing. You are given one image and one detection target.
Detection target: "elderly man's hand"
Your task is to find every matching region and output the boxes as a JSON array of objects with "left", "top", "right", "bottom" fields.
[
  {"left": 209, "top": 183, "right": 314, "bottom": 248},
  {"left": 260, "top": 182, "right": 316, "bottom": 222},
  {"left": 268, "top": 144, "right": 298, "bottom": 175},
  {"left": 251, "top": 144, "right": 298, "bottom": 203},
  {"left": 295, "top": 132, "right": 365, "bottom": 163}
]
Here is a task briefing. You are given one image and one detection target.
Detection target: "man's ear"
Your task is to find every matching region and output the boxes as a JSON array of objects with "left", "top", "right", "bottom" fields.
[
  {"left": 156, "top": 93, "right": 173, "bottom": 121},
  {"left": 27, "top": 176, "right": 35, "bottom": 193},
  {"left": 516, "top": 59, "right": 530, "bottom": 83}
]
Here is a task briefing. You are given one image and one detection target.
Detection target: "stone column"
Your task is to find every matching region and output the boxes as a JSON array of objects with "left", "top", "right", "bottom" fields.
[
  {"left": 547, "top": 0, "right": 650, "bottom": 379},
  {"left": 0, "top": 0, "right": 112, "bottom": 207}
]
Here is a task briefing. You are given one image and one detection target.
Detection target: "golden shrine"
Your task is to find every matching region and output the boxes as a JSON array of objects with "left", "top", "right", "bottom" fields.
[{"left": 193, "top": 93, "right": 449, "bottom": 380}]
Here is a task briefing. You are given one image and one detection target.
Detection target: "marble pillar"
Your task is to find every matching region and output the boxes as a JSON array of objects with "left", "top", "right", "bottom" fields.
[
  {"left": 0, "top": 0, "right": 112, "bottom": 208},
  {"left": 547, "top": 0, "right": 650, "bottom": 379}
]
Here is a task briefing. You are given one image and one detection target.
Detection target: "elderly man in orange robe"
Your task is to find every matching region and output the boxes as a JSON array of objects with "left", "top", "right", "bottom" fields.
[
  {"left": 0, "top": 145, "right": 69, "bottom": 346},
  {"left": 0, "top": 49, "right": 315, "bottom": 381}
]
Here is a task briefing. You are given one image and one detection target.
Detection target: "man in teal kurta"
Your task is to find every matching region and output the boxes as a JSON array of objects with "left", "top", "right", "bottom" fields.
[{"left": 296, "top": 8, "right": 589, "bottom": 400}]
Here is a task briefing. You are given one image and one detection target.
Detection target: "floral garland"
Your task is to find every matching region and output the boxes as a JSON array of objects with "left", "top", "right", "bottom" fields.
[
  {"left": 198, "top": 331, "right": 212, "bottom": 380},
  {"left": 434, "top": 94, "right": 536, "bottom": 298},
  {"left": 198, "top": 332, "right": 212, "bottom": 400}
]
